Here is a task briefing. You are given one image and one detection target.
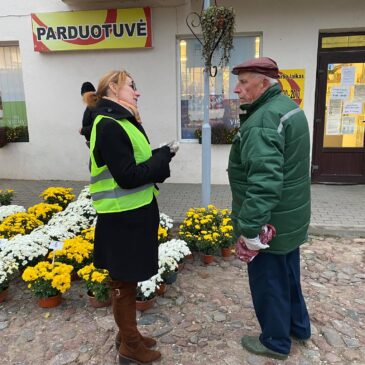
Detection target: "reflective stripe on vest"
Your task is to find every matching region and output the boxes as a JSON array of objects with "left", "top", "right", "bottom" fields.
[{"left": 89, "top": 114, "right": 157, "bottom": 213}]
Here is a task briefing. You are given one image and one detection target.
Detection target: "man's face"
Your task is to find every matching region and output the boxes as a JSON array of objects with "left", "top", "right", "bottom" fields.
[{"left": 234, "top": 72, "right": 268, "bottom": 105}]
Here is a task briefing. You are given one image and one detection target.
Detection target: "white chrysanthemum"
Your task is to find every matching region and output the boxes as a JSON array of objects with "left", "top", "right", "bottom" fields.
[
  {"left": 0, "top": 185, "right": 94, "bottom": 267},
  {"left": 0, "top": 205, "right": 26, "bottom": 222},
  {"left": 158, "top": 239, "right": 190, "bottom": 261},
  {"left": 159, "top": 213, "right": 173, "bottom": 229},
  {"left": 137, "top": 278, "right": 158, "bottom": 299}
]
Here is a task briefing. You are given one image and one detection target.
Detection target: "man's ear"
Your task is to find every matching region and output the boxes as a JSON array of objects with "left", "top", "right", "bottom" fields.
[{"left": 262, "top": 78, "right": 270, "bottom": 88}]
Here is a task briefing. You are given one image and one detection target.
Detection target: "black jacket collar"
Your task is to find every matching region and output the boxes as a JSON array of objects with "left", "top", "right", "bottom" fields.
[{"left": 94, "top": 98, "right": 137, "bottom": 123}]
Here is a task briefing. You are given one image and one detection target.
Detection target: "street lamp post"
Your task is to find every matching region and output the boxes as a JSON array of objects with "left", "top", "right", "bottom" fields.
[
  {"left": 186, "top": 0, "right": 234, "bottom": 207},
  {"left": 201, "top": 0, "right": 211, "bottom": 207}
]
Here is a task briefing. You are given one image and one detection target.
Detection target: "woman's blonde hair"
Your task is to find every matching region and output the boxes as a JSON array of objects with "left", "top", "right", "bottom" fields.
[{"left": 86, "top": 70, "right": 131, "bottom": 108}]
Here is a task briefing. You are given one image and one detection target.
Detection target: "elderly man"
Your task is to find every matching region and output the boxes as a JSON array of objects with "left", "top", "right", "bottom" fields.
[{"left": 228, "top": 57, "right": 311, "bottom": 359}]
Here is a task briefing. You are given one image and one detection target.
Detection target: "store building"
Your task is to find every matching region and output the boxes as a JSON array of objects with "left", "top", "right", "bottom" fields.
[{"left": 0, "top": 0, "right": 365, "bottom": 184}]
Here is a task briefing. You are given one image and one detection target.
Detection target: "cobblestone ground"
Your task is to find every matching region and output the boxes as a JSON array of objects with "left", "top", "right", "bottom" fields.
[{"left": 0, "top": 235, "right": 364, "bottom": 365}]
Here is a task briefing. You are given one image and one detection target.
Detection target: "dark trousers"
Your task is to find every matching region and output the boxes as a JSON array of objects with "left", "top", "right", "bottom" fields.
[{"left": 247, "top": 248, "right": 310, "bottom": 355}]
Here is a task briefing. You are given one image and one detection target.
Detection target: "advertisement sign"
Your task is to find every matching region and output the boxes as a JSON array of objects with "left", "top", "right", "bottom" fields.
[
  {"left": 31, "top": 8, "right": 152, "bottom": 52},
  {"left": 278, "top": 69, "right": 305, "bottom": 108}
]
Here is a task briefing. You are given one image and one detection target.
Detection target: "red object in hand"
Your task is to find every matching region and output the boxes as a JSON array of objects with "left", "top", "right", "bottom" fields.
[
  {"left": 259, "top": 224, "right": 276, "bottom": 244},
  {"left": 235, "top": 224, "right": 276, "bottom": 263},
  {"left": 235, "top": 238, "right": 259, "bottom": 263}
]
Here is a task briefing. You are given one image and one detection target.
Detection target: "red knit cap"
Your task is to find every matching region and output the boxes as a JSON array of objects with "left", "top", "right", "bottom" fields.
[{"left": 232, "top": 57, "right": 279, "bottom": 79}]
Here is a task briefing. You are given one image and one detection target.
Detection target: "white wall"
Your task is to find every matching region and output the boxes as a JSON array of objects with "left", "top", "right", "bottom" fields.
[{"left": 1, "top": 0, "right": 365, "bottom": 183}]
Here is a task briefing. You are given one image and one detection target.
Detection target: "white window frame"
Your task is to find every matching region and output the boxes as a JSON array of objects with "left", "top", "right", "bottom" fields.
[{"left": 176, "top": 33, "right": 263, "bottom": 143}]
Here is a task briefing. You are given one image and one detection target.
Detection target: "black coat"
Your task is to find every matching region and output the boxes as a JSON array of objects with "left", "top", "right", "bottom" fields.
[
  {"left": 92, "top": 98, "right": 172, "bottom": 281},
  {"left": 80, "top": 106, "right": 95, "bottom": 142}
]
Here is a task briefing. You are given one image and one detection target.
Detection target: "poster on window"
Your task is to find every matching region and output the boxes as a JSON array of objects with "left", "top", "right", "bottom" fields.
[
  {"left": 0, "top": 46, "right": 29, "bottom": 142},
  {"left": 278, "top": 69, "right": 305, "bottom": 108},
  {"left": 341, "top": 117, "right": 356, "bottom": 135}
]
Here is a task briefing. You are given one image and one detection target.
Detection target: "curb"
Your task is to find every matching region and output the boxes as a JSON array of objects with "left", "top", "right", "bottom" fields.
[{"left": 309, "top": 224, "right": 365, "bottom": 238}]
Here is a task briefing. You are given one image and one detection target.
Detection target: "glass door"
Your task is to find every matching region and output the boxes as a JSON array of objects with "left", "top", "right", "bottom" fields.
[{"left": 312, "top": 36, "right": 365, "bottom": 183}]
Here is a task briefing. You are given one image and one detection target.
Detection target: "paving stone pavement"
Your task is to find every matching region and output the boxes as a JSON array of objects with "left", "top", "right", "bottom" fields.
[{"left": 1, "top": 235, "right": 364, "bottom": 365}]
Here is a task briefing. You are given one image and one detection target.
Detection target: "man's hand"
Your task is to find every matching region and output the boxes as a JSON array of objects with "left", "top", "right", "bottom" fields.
[
  {"left": 235, "top": 237, "right": 259, "bottom": 263},
  {"left": 235, "top": 224, "right": 276, "bottom": 263},
  {"left": 241, "top": 235, "right": 270, "bottom": 250}
]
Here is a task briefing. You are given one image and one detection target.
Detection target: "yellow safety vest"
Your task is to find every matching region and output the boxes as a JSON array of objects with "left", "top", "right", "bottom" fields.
[{"left": 89, "top": 115, "right": 157, "bottom": 213}]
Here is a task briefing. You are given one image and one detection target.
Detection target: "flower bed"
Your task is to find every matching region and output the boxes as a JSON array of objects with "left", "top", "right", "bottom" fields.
[{"left": 0, "top": 186, "right": 190, "bottom": 312}]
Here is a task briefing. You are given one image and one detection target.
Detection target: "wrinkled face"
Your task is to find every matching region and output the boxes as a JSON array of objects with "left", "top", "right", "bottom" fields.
[
  {"left": 234, "top": 72, "right": 268, "bottom": 105},
  {"left": 111, "top": 76, "right": 140, "bottom": 107}
]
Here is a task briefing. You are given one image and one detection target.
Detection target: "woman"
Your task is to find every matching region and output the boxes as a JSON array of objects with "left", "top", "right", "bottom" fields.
[
  {"left": 87, "top": 70, "right": 174, "bottom": 364},
  {"left": 79, "top": 81, "right": 96, "bottom": 146}
]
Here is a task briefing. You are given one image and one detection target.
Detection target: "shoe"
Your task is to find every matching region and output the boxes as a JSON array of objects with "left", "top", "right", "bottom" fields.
[
  {"left": 291, "top": 333, "right": 310, "bottom": 342},
  {"left": 115, "top": 332, "right": 156, "bottom": 349},
  {"left": 111, "top": 280, "right": 161, "bottom": 364},
  {"left": 241, "top": 336, "right": 288, "bottom": 360},
  {"left": 118, "top": 341, "right": 161, "bottom": 364}
]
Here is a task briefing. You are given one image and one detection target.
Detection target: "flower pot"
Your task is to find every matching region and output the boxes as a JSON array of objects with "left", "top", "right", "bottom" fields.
[
  {"left": 87, "top": 291, "right": 111, "bottom": 308},
  {"left": 201, "top": 254, "right": 214, "bottom": 265},
  {"left": 0, "top": 287, "right": 9, "bottom": 303},
  {"left": 178, "top": 261, "right": 185, "bottom": 271},
  {"left": 156, "top": 282, "right": 167, "bottom": 296},
  {"left": 38, "top": 293, "right": 62, "bottom": 308},
  {"left": 136, "top": 296, "right": 156, "bottom": 312},
  {"left": 185, "top": 253, "right": 194, "bottom": 261},
  {"left": 164, "top": 270, "right": 178, "bottom": 285},
  {"left": 221, "top": 247, "right": 232, "bottom": 258}
]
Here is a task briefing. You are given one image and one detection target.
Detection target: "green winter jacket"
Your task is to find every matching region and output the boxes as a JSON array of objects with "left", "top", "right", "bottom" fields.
[{"left": 228, "top": 84, "right": 311, "bottom": 254}]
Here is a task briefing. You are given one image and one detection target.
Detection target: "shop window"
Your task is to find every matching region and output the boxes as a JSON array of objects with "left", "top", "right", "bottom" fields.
[
  {"left": 179, "top": 35, "right": 261, "bottom": 141},
  {"left": 0, "top": 44, "right": 29, "bottom": 143}
]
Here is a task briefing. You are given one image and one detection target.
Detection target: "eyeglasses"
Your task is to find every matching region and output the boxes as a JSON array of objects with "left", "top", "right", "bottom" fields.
[{"left": 129, "top": 81, "right": 137, "bottom": 91}]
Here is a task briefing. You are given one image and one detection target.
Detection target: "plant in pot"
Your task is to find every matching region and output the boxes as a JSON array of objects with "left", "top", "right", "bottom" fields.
[
  {"left": 136, "top": 278, "right": 158, "bottom": 311},
  {"left": 179, "top": 205, "right": 221, "bottom": 255},
  {"left": 218, "top": 213, "right": 234, "bottom": 257},
  {"left": 22, "top": 261, "right": 73, "bottom": 308},
  {"left": 0, "top": 258, "right": 18, "bottom": 303},
  {"left": 0, "top": 212, "right": 43, "bottom": 239},
  {"left": 196, "top": 232, "right": 219, "bottom": 264},
  {"left": 159, "top": 239, "right": 191, "bottom": 269},
  {"left": 158, "top": 256, "right": 178, "bottom": 285},
  {"left": 0, "top": 189, "right": 14, "bottom": 206},
  {"left": 48, "top": 236, "right": 93, "bottom": 278},
  {"left": 40, "top": 187, "right": 75, "bottom": 210},
  {"left": 77, "top": 263, "right": 111, "bottom": 307},
  {"left": 194, "top": 125, "right": 239, "bottom": 144},
  {"left": 27, "top": 203, "right": 63, "bottom": 224}
]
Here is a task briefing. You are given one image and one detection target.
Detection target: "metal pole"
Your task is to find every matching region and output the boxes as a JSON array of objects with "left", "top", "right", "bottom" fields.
[{"left": 202, "top": 0, "right": 211, "bottom": 207}]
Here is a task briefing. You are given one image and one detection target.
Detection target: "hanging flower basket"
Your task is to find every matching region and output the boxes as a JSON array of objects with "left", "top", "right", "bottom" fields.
[{"left": 200, "top": 5, "right": 235, "bottom": 69}]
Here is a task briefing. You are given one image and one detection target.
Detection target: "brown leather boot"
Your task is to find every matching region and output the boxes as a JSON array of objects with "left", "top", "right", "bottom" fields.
[
  {"left": 111, "top": 282, "right": 157, "bottom": 350},
  {"left": 110, "top": 280, "right": 161, "bottom": 364},
  {"left": 115, "top": 332, "right": 156, "bottom": 349}
]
